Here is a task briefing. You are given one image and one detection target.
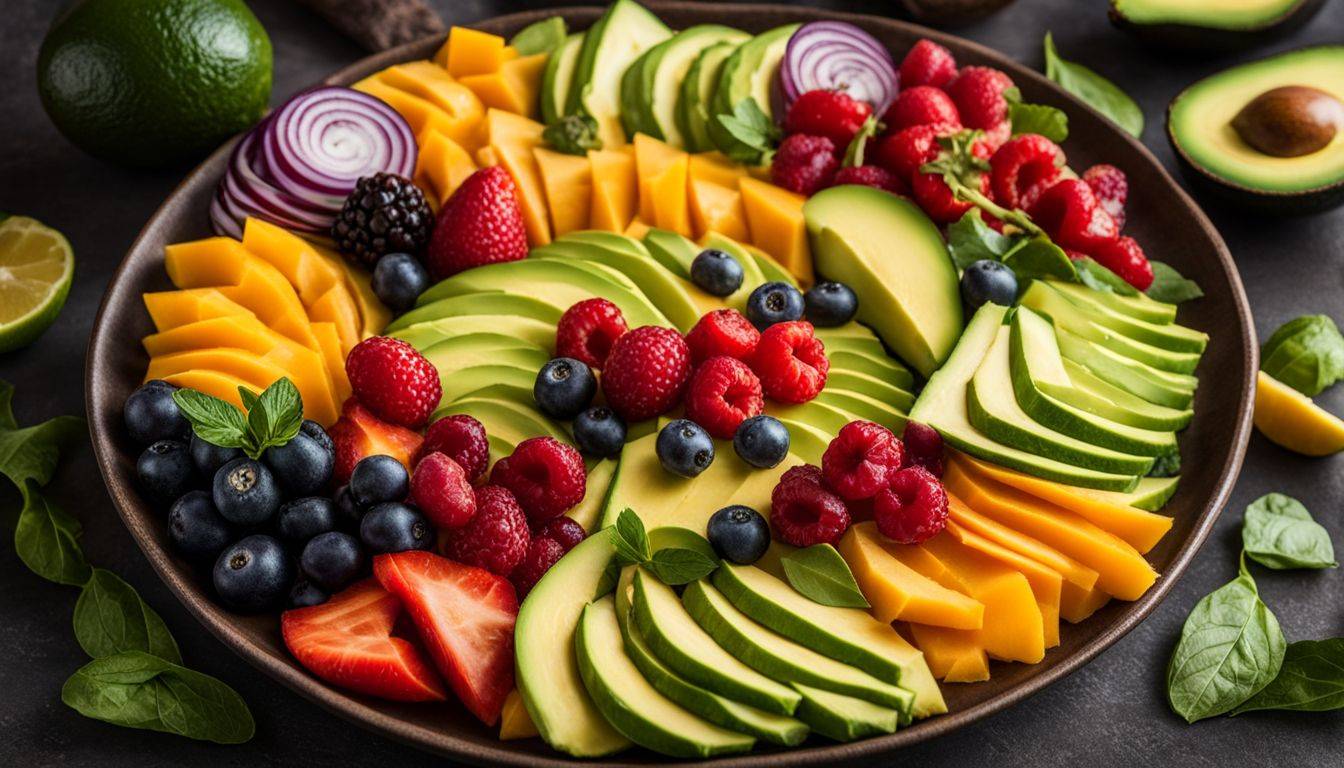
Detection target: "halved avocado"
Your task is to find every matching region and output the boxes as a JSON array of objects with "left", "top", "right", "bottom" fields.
[
  {"left": 1168, "top": 46, "right": 1344, "bottom": 213},
  {"left": 1110, "top": 0, "right": 1326, "bottom": 50}
]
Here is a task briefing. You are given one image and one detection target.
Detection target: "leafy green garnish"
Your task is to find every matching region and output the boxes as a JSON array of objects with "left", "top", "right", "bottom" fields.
[
  {"left": 780, "top": 544, "right": 869, "bottom": 608},
  {"left": 715, "top": 99, "right": 781, "bottom": 166},
  {"left": 0, "top": 380, "right": 83, "bottom": 520},
  {"left": 15, "top": 488, "right": 90, "bottom": 586},
  {"left": 1260, "top": 314, "right": 1344, "bottom": 397},
  {"left": 1074, "top": 256, "right": 1139, "bottom": 296},
  {"left": 947, "top": 209, "right": 1017, "bottom": 270},
  {"left": 173, "top": 377, "right": 302, "bottom": 459},
  {"left": 543, "top": 113, "right": 603, "bottom": 156},
  {"left": 509, "top": 16, "right": 566, "bottom": 56},
  {"left": 74, "top": 568, "right": 182, "bottom": 663},
  {"left": 1232, "top": 639, "right": 1344, "bottom": 715},
  {"left": 609, "top": 509, "right": 718, "bottom": 585},
  {"left": 923, "top": 131, "right": 1042, "bottom": 237},
  {"left": 1146, "top": 261, "right": 1203, "bottom": 304},
  {"left": 1004, "top": 87, "right": 1069, "bottom": 143},
  {"left": 1242, "top": 493, "right": 1336, "bottom": 571},
  {"left": 1002, "top": 238, "right": 1078, "bottom": 282},
  {"left": 1043, "top": 32, "right": 1144, "bottom": 138}
]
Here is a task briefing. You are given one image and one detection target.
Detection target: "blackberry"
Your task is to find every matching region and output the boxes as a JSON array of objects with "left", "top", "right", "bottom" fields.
[{"left": 332, "top": 173, "right": 432, "bottom": 266}]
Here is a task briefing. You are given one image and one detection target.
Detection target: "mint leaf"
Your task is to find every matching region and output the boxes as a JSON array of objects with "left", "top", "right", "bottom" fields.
[
  {"left": 716, "top": 99, "right": 780, "bottom": 165},
  {"left": 610, "top": 508, "right": 650, "bottom": 566},
  {"left": 0, "top": 379, "right": 84, "bottom": 519},
  {"left": 15, "top": 487, "right": 91, "bottom": 586},
  {"left": 1044, "top": 32, "right": 1143, "bottom": 138},
  {"left": 543, "top": 113, "right": 602, "bottom": 156},
  {"left": 1003, "top": 238, "right": 1078, "bottom": 282},
  {"left": 1232, "top": 639, "right": 1344, "bottom": 715},
  {"left": 251, "top": 377, "right": 303, "bottom": 452},
  {"left": 647, "top": 547, "right": 718, "bottom": 585},
  {"left": 74, "top": 568, "right": 182, "bottom": 664},
  {"left": 1008, "top": 101, "right": 1069, "bottom": 143},
  {"left": 1146, "top": 261, "right": 1204, "bottom": 305},
  {"left": 172, "top": 389, "right": 249, "bottom": 450},
  {"left": 947, "top": 209, "right": 1018, "bottom": 270},
  {"left": 781, "top": 544, "right": 869, "bottom": 608},
  {"left": 237, "top": 387, "right": 260, "bottom": 412},
  {"left": 1242, "top": 493, "right": 1336, "bottom": 571},
  {"left": 1074, "top": 256, "right": 1139, "bottom": 296}
]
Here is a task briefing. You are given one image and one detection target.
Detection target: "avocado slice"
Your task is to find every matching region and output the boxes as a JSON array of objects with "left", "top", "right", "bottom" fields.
[
  {"left": 420, "top": 335, "right": 548, "bottom": 380},
  {"left": 533, "top": 242, "right": 703, "bottom": 331},
  {"left": 1034, "top": 282, "right": 1207, "bottom": 354},
  {"left": 1045, "top": 279, "right": 1178, "bottom": 325},
  {"left": 642, "top": 227, "right": 699, "bottom": 279},
  {"left": 385, "top": 291, "right": 563, "bottom": 333},
  {"left": 1112, "top": 475, "right": 1182, "bottom": 511},
  {"left": 557, "top": 230, "right": 649, "bottom": 258},
  {"left": 390, "top": 315, "right": 557, "bottom": 352},
  {"left": 815, "top": 388, "right": 908, "bottom": 433},
  {"left": 702, "top": 231, "right": 769, "bottom": 311},
  {"left": 621, "top": 25, "right": 750, "bottom": 146},
  {"left": 541, "top": 32, "right": 585, "bottom": 125},
  {"left": 772, "top": 417, "right": 830, "bottom": 465},
  {"left": 824, "top": 369, "right": 917, "bottom": 412},
  {"left": 438, "top": 364, "right": 537, "bottom": 406},
  {"left": 1111, "top": 0, "right": 1327, "bottom": 51},
  {"left": 1048, "top": 358, "right": 1194, "bottom": 431},
  {"left": 830, "top": 350, "right": 916, "bottom": 390},
  {"left": 1056, "top": 328, "right": 1197, "bottom": 410},
  {"left": 565, "top": 0, "right": 672, "bottom": 148},
  {"left": 804, "top": 187, "right": 963, "bottom": 378},
  {"left": 567, "top": 458, "right": 616, "bottom": 532},
  {"left": 707, "top": 24, "right": 800, "bottom": 160},
  {"left": 793, "top": 683, "right": 902, "bottom": 741},
  {"left": 679, "top": 41, "right": 741, "bottom": 152},
  {"left": 436, "top": 397, "right": 568, "bottom": 448},
  {"left": 769, "top": 400, "right": 855, "bottom": 436}
]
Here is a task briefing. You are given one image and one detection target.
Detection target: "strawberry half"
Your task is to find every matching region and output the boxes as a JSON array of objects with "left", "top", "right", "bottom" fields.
[
  {"left": 373, "top": 551, "right": 518, "bottom": 725},
  {"left": 281, "top": 579, "right": 447, "bottom": 702}
]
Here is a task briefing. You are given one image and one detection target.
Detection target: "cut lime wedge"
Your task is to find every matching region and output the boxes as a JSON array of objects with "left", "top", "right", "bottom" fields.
[{"left": 0, "top": 216, "right": 74, "bottom": 353}]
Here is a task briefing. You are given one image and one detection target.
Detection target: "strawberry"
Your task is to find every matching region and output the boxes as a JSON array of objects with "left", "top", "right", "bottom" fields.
[
  {"left": 783, "top": 89, "right": 873, "bottom": 149},
  {"left": 328, "top": 399, "right": 423, "bottom": 485},
  {"left": 1027, "top": 179, "right": 1119, "bottom": 253},
  {"left": 945, "top": 66, "right": 1015, "bottom": 148},
  {"left": 771, "top": 134, "right": 839, "bottom": 196},
  {"left": 899, "top": 40, "right": 958, "bottom": 90},
  {"left": 883, "top": 86, "right": 961, "bottom": 133},
  {"left": 373, "top": 551, "right": 518, "bottom": 725},
  {"left": 281, "top": 579, "right": 447, "bottom": 702},
  {"left": 346, "top": 336, "right": 442, "bottom": 429},
  {"left": 425, "top": 166, "right": 528, "bottom": 279},
  {"left": 601, "top": 325, "right": 692, "bottom": 421}
]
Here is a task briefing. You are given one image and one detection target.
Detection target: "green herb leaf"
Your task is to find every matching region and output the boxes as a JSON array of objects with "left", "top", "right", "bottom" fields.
[
  {"left": 842, "top": 115, "right": 880, "bottom": 168},
  {"left": 715, "top": 99, "right": 781, "bottom": 166},
  {"left": 15, "top": 488, "right": 91, "bottom": 586},
  {"left": 1145, "top": 261, "right": 1203, "bottom": 305},
  {"left": 610, "top": 508, "right": 650, "bottom": 566},
  {"left": 1260, "top": 314, "right": 1344, "bottom": 397},
  {"left": 781, "top": 544, "right": 870, "bottom": 608},
  {"left": 923, "top": 131, "right": 1042, "bottom": 236},
  {"left": 543, "top": 113, "right": 603, "bottom": 156},
  {"left": 250, "top": 378, "right": 303, "bottom": 454},
  {"left": 62, "top": 651, "right": 254, "bottom": 744},
  {"left": 1074, "top": 256, "right": 1139, "bottom": 296},
  {"left": 0, "top": 379, "right": 84, "bottom": 521},
  {"left": 647, "top": 547, "right": 719, "bottom": 585},
  {"left": 1005, "top": 92, "right": 1069, "bottom": 143},
  {"left": 509, "top": 16, "right": 566, "bottom": 56},
  {"left": 1242, "top": 493, "right": 1336, "bottom": 570},
  {"left": 1166, "top": 554, "right": 1285, "bottom": 722},
  {"left": 1002, "top": 238, "right": 1078, "bottom": 282},
  {"left": 237, "top": 387, "right": 260, "bottom": 412},
  {"left": 74, "top": 568, "right": 182, "bottom": 664},
  {"left": 1232, "top": 639, "right": 1344, "bottom": 715},
  {"left": 1147, "top": 447, "right": 1180, "bottom": 478},
  {"left": 172, "top": 389, "right": 249, "bottom": 450},
  {"left": 947, "top": 209, "right": 1018, "bottom": 270},
  {"left": 1043, "top": 32, "right": 1144, "bottom": 138}
]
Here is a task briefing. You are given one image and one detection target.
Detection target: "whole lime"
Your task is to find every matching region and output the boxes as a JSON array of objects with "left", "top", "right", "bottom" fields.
[{"left": 37, "top": 0, "right": 272, "bottom": 168}]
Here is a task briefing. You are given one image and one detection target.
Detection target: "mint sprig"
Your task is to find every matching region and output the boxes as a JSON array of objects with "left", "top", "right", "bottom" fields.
[
  {"left": 543, "top": 113, "right": 603, "bottom": 156},
  {"left": 715, "top": 99, "right": 781, "bottom": 166},
  {"left": 173, "top": 377, "right": 303, "bottom": 459},
  {"left": 608, "top": 509, "right": 719, "bottom": 586}
]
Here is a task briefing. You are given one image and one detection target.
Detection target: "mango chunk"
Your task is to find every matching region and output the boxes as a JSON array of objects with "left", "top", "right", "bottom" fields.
[
  {"left": 311, "top": 322, "right": 352, "bottom": 404},
  {"left": 438, "top": 27, "right": 514, "bottom": 78},
  {"left": 533, "top": 147, "right": 593, "bottom": 236},
  {"left": 373, "top": 62, "right": 485, "bottom": 152},
  {"left": 689, "top": 152, "right": 748, "bottom": 188},
  {"left": 623, "top": 218, "right": 651, "bottom": 239},
  {"left": 499, "top": 688, "right": 539, "bottom": 740},
  {"left": 143, "top": 288, "right": 252, "bottom": 332},
  {"left": 588, "top": 147, "right": 638, "bottom": 233},
  {"left": 904, "top": 623, "right": 991, "bottom": 683},
  {"left": 837, "top": 522, "right": 985, "bottom": 630},
  {"left": 634, "top": 134, "right": 691, "bottom": 236},
  {"left": 308, "top": 242, "right": 389, "bottom": 340},
  {"left": 461, "top": 53, "right": 547, "bottom": 118},
  {"left": 943, "top": 518, "right": 1062, "bottom": 649},
  {"left": 415, "top": 129, "right": 479, "bottom": 208},
  {"left": 354, "top": 78, "right": 476, "bottom": 154},
  {"left": 688, "top": 153, "right": 748, "bottom": 241},
  {"left": 308, "top": 284, "right": 362, "bottom": 355},
  {"left": 1254, "top": 370, "right": 1344, "bottom": 456},
  {"left": 945, "top": 487, "right": 1099, "bottom": 591},
  {"left": 739, "top": 177, "right": 813, "bottom": 285},
  {"left": 241, "top": 218, "right": 344, "bottom": 305},
  {"left": 1059, "top": 581, "right": 1112, "bottom": 623},
  {"left": 159, "top": 369, "right": 254, "bottom": 411},
  {"left": 484, "top": 109, "right": 551, "bottom": 246}
]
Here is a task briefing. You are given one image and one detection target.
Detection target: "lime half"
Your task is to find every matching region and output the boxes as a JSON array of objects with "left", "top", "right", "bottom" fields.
[{"left": 0, "top": 216, "right": 74, "bottom": 353}]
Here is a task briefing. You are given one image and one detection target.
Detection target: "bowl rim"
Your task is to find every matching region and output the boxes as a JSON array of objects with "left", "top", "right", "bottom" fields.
[{"left": 85, "top": 3, "right": 1257, "bottom": 765}]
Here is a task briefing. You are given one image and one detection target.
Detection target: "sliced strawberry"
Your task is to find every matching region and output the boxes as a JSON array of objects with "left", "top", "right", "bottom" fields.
[
  {"left": 281, "top": 579, "right": 447, "bottom": 702},
  {"left": 373, "top": 551, "right": 518, "bottom": 725}
]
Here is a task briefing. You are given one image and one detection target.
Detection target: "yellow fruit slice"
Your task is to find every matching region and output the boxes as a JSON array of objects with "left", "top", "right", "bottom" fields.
[
  {"left": 0, "top": 216, "right": 74, "bottom": 353},
  {"left": 1254, "top": 370, "right": 1344, "bottom": 456}
]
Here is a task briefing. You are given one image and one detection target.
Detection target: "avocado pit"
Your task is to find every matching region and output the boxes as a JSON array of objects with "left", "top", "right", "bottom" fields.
[{"left": 1231, "top": 85, "right": 1343, "bottom": 158}]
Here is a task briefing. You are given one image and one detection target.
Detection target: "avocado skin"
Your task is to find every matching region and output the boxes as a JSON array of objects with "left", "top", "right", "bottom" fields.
[{"left": 1109, "top": 0, "right": 1326, "bottom": 52}]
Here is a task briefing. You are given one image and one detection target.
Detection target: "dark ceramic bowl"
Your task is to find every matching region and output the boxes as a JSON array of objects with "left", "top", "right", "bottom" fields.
[{"left": 86, "top": 3, "right": 1257, "bottom": 766}]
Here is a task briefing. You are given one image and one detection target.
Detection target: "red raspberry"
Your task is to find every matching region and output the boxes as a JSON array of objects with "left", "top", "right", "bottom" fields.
[
  {"left": 439, "top": 484, "right": 529, "bottom": 576},
  {"left": 873, "top": 123, "right": 958, "bottom": 183},
  {"left": 945, "top": 66, "right": 1015, "bottom": 134},
  {"left": 783, "top": 90, "right": 873, "bottom": 149},
  {"left": 874, "top": 466, "right": 948, "bottom": 544},
  {"left": 989, "top": 134, "right": 1065, "bottom": 211},
  {"left": 538, "top": 516, "right": 586, "bottom": 551},
  {"left": 771, "top": 134, "right": 839, "bottom": 196},
  {"left": 684, "top": 356, "right": 764, "bottom": 439},
  {"left": 750, "top": 321, "right": 829, "bottom": 404},
  {"left": 1090, "top": 236, "right": 1154, "bottom": 291},
  {"left": 556, "top": 298, "right": 628, "bottom": 370},
  {"left": 686, "top": 309, "right": 760, "bottom": 366},
  {"left": 899, "top": 40, "right": 958, "bottom": 90},
  {"left": 490, "top": 437, "right": 587, "bottom": 525},
  {"left": 602, "top": 326, "right": 691, "bottom": 421},
  {"left": 770, "top": 474, "right": 851, "bottom": 547},
  {"left": 912, "top": 166, "right": 990, "bottom": 224},
  {"left": 901, "top": 421, "right": 945, "bottom": 477},
  {"left": 510, "top": 536, "right": 566, "bottom": 597},
  {"left": 883, "top": 86, "right": 962, "bottom": 133},
  {"left": 415, "top": 414, "right": 489, "bottom": 483},
  {"left": 345, "top": 336, "right": 442, "bottom": 429},
  {"left": 831, "top": 165, "right": 908, "bottom": 195},
  {"left": 1083, "top": 164, "right": 1129, "bottom": 230},
  {"left": 425, "top": 166, "right": 528, "bottom": 279},
  {"left": 780, "top": 463, "right": 823, "bottom": 487},
  {"left": 821, "top": 420, "right": 905, "bottom": 501},
  {"left": 411, "top": 452, "right": 477, "bottom": 528},
  {"left": 1027, "top": 179, "right": 1118, "bottom": 253}
]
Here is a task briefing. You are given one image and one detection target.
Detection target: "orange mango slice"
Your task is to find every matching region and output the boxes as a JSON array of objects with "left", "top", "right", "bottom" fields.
[
  {"left": 944, "top": 518, "right": 1063, "bottom": 649},
  {"left": 461, "top": 53, "right": 547, "bottom": 118},
  {"left": 534, "top": 147, "right": 593, "bottom": 236},
  {"left": 311, "top": 322, "right": 352, "bottom": 404},
  {"left": 588, "top": 147, "right": 638, "bottom": 233},
  {"left": 499, "top": 688, "right": 539, "bottom": 740},
  {"left": 483, "top": 109, "right": 551, "bottom": 246},
  {"left": 1059, "top": 581, "right": 1113, "bottom": 623},
  {"left": 687, "top": 153, "right": 748, "bottom": 241},
  {"left": 159, "top": 369, "right": 255, "bottom": 411},
  {"left": 945, "top": 489, "right": 1099, "bottom": 591},
  {"left": 415, "top": 129, "right": 479, "bottom": 208},
  {"left": 836, "top": 522, "right": 985, "bottom": 630},
  {"left": 143, "top": 288, "right": 252, "bottom": 332},
  {"left": 634, "top": 134, "right": 691, "bottom": 237},
  {"left": 904, "top": 623, "right": 990, "bottom": 683},
  {"left": 437, "top": 27, "right": 514, "bottom": 77},
  {"left": 739, "top": 177, "right": 813, "bottom": 285},
  {"left": 1254, "top": 370, "right": 1344, "bottom": 456},
  {"left": 308, "top": 284, "right": 362, "bottom": 355}
]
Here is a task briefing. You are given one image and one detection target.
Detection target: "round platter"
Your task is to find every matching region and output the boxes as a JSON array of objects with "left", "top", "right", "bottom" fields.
[{"left": 85, "top": 2, "right": 1257, "bottom": 765}]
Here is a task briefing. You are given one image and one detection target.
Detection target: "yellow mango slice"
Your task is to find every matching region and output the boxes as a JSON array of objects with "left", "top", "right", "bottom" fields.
[
  {"left": 415, "top": 129, "right": 479, "bottom": 208},
  {"left": 142, "top": 289, "right": 252, "bottom": 332},
  {"left": 372, "top": 62, "right": 485, "bottom": 152},
  {"left": 485, "top": 110, "right": 551, "bottom": 246},
  {"left": 308, "top": 242, "right": 389, "bottom": 340},
  {"left": 159, "top": 369, "right": 253, "bottom": 411},
  {"left": 904, "top": 623, "right": 990, "bottom": 683},
  {"left": 688, "top": 153, "right": 748, "bottom": 241},
  {"left": 689, "top": 152, "right": 748, "bottom": 187},
  {"left": 738, "top": 177, "right": 814, "bottom": 285},
  {"left": 438, "top": 27, "right": 514, "bottom": 78},
  {"left": 634, "top": 134, "right": 691, "bottom": 236},
  {"left": 308, "top": 284, "right": 362, "bottom": 355},
  {"left": 944, "top": 519, "right": 1062, "bottom": 649},
  {"left": 241, "top": 218, "right": 344, "bottom": 306},
  {"left": 837, "top": 522, "right": 985, "bottom": 630},
  {"left": 588, "top": 147, "right": 638, "bottom": 233},
  {"left": 149, "top": 350, "right": 288, "bottom": 397},
  {"left": 354, "top": 79, "right": 468, "bottom": 148},
  {"left": 1254, "top": 370, "right": 1344, "bottom": 456},
  {"left": 311, "top": 322, "right": 352, "bottom": 404},
  {"left": 1059, "top": 581, "right": 1112, "bottom": 623},
  {"left": 945, "top": 488, "right": 1099, "bottom": 590},
  {"left": 534, "top": 147, "right": 593, "bottom": 236},
  {"left": 623, "top": 218, "right": 651, "bottom": 239},
  {"left": 462, "top": 53, "right": 547, "bottom": 118},
  {"left": 499, "top": 688, "right": 539, "bottom": 740}
]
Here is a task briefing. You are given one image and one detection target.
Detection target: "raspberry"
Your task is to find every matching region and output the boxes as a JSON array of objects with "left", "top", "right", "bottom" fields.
[
  {"left": 415, "top": 414, "right": 489, "bottom": 483},
  {"left": 770, "top": 474, "right": 851, "bottom": 547},
  {"left": 873, "top": 123, "right": 958, "bottom": 183},
  {"left": 1083, "top": 164, "right": 1128, "bottom": 230},
  {"left": 821, "top": 420, "right": 905, "bottom": 501},
  {"left": 439, "top": 484, "right": 529, "bottom": 576},
  {"left": 874, "top": 466, "right": 948, "bottom": 544},
  {"left": 883, "top": 86, "right": 962, "bottom": 133},
  {"left": 510, "top": 536, "right": 566, "bottom": 597},
  {"left": 783, "top": 90, "right": 873, "bottom": 149},
  {"left": 1027, "top": 179, "right": 1118, "bottom": 253},
  {"left": 831, "top": 165, "right": 908, "bottom": 195},
  {"left": 1090, "top": 236, "right": 1154, "bottom": 291},
  {"left": 771, "top": 134, "right": 839, "bottom": 196},
  {"left": 989, "top": 134, "right": 1065, "bottom": 210},
  {"left": 556, "top": 298, "right": 628, "bottom": 370},
  {"left": 749, "top": 321, "right": 829, "bottom": 404},
  {"left": 899, "top": 40, "right": 958, "bottom": 90},
  {"left": 538, "top": 516, "right": 586, "bottom": 551},
  {"left": 410, "top": 452, "right": 477, "bottom": 529},
  {"left": 686, "top": 309, "right": 761, "bottom": 366},
  {"left": 945, "top": 66, "right": 1015, "bottom": 133},
  {"left": 490, "top": 437, "right": 587, "bottom": 525},
  {"left": 901, "top": 421, "right": 945, "bottom": 477},
  {"left": 345, "top": 336, "right": 443, "bottom": 429},
  {"left": 685, "top": 356, "right": 764, "bottom": 439},
  {"left": 780, "top": 463, "right": 823, "bottom": 486},
  {"left": 602, "top": 326, "right": 692, "bottom": 421}
]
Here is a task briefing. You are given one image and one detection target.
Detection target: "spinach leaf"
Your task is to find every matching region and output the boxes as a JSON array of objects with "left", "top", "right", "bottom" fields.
[
  {"left": 1232, "top": 639, "right": 1344, "bottom": 715},
  {"left": 646, "top": 547, "right": 719, "bottom": 586},
  {"left": 62, "top": 651, "right": 254, "bottom": 744},
  {"left": 15, "top": 488, "right": 90, "bottom": 586},
  {"left": 1242, "top": 493, "right": 1335, "bottom": 570},
  {"left": 1006, "top": 98, "right": 1069, "bottom": 143},
  {"left": 0, "top": 379, "right": 84, "bottom": 512},
  {"left": 74, "top": 568, "right": 181, "bottom": 664},
  {"left": 946, "top": 209, "right": 1017, "bottom": 270},
  {"left": 1074, "top": 256, "right": 1139, "bottom": 296},
  {"left": 1146, "top": 261, "right": 1203, "bottom": 305},
  {"left": 1043, "top": 32, "right": 1144, "bottom": 138},
  {"left": 1002, "top": 238, "right": 1078, "bottom": 282},
  {"left": 1260, "top": 314, "right": 1344, "bottom": 397},
  {"left": 509, "top": 16, "right": 566, "bottom": 56},
  {"left": 781, "top": 544, "right": 869, "bottom": 608},
  {"left": 1166, "top": 555, "right": 1285, "bottom": 722}
]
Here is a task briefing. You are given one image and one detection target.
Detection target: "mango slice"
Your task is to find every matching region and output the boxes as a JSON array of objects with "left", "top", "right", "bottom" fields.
[
  {"left": 589, "top": 147, "right": 638, "bottom": 233},
  {"left": 483, "top": 109, "right": 551, "bottom": 246},
  {"left": 148, "top": 349, "right": 339, "bottom": 426},
  {"left": 461, "top": 53, "right": 547, "bottom": 118},
  {"left": 365, "top": 62, "right": 486, "bottom": 153},
  {"left": 143, "top": 288, "right": 252, "bottom": 332},
  {"left": 943, "top": 518, "right": 1063, "bottom": 649},
  {"left": 499, "top": 688, "right": 540, "bottom": 740},
  {"left": 1059, "top": 581, "right": 1112, "bottom": 624},
  {"left": 534, "top": 147, "right": 594, "bottom": 236},
  {"left": 904, "top": 623, "right": 990, "bottom": 683},
  {"left": 159, "top": 369, "right": 255, "bottom": 411},
  {"left": 687, "top": 153, "right": 748, "bottom": 241},
  {"left": 416, "top": 129, "right": 479, "bottom": 207},
  {"left": 437, "top": 27, "right": 515, "bottom": 77},
  {"left": 311, "top": 322, "right": 352, "bottom": 404},
  {"left": 634, "top": 134, "right": 691, "bottom": 237},
  {"left": 739, "top": 177, "right": 813, "bottom": 285},
  {"left": 1254, "top": 370, "right": 1344, "bottom": 456},
  {"left": 836, "top": 522, "right": 985, "bottom": 630},
  {"left": 945, "top": 490, "right": 1099, "bottom": 591}
]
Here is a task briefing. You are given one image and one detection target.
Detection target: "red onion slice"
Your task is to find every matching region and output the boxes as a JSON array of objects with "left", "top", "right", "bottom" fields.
[{"left": 779, "top": 21, "right": 899, "bottom": 117}]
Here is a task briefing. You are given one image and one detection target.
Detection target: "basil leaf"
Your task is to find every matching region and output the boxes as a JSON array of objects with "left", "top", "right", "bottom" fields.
[
  {"left": 1260, "top": 314, "right": 1344, "bottom": 397},
  {"left": 647, "top": 547, "right": 719, "bottom": 586},
  {"left": 0, "top": 379, "right": 84, "bottom": 520},
  {"left": 1146, "top": 261, "right": 1203, "bottom": 305},
  {"left": 610, "top": 508, "right": 650, "bottom": 566},
  {"left": 1166, "top": 555, "right": 1285, "bottom": 722},
  {"left": 74, "top": 568, "right": 182, "bottom": 664},
  {"left": 509, "top": 16, "right": 566, "bottom": 56},
  {"left": 1242, "top": 493, "right": 1336, "bottom": 570},
  {"left": 1043, "top": 32, "right": 1143, "bottom": 138},
  {"left": 62, "top": 651, "right": 254, "bottom": 744},
  {"left": 172, "top": 389, "right": 248, "bottom": 450},
  {"left": 947, "top": 209, "right": 1018, "bottom": 270},
  {"left": 781, "top": 544, "right": 869, "bottom": 609},
  {"left": 1232, "top": 639, "right": 1344, "bottom": 715},
  {"left": 15, "top": 488, "right": 91, "bottom": 586},
  {"left": 1002, "top": 238, "right": 1078, "bottom": 282},
  {"left": 1074, "top": 256, "right": 1139, "bottom": 296},
  {"left": 1008, "top": 101, "right": 1069, "bottom": 143},
  {"left": 251, "top": 377, "right": 303, "bottom": 452}
]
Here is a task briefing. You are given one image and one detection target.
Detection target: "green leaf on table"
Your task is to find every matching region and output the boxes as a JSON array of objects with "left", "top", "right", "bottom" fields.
[
  {"left": 1043, "top": 32, "right": 1144, "bottom": 138},
  {"left": 0, "top": 379, "right": 85, "bottom": 515},
  {"left": 1005, "top": 88, "right": 1069, "bottom": 143},
  {"left": 1146, "top": 261, "right": 1204, "bottom": 305},
  {"left": 172, "top": 389, "right": 249, "bottom": 451},
  {"left": 250, "top": 377, "right": 303, "bottom": 454},
  {"left": 62, "top": 651, "right": 254, "bottom": 744},
  {"left": 1259, "top": 314, "right": 1344, "bottom": 397},
  {"left": 647, "top": 547, "right": 719, "bottom": 586},
  {"left": 509, "top": 16, "right": 566, "bottom": 56},
  {"left": 781, "top": 544, "right": 869, "bottom": 609},
  {"left": 15, "top": 488, "right": 90, "bottom": 586},
  {"left": 1002, "top": 238, "right": 1078, "bottom": 282},
  {"left": 1074, "top": 256, "right": 1139, "bottom": 296},
  {"left": 74, "top": 568, "right": 182, "bottom": 664},
  {"left": 610, "top": 508, "right": 651, "bottom": 566},
  {"left": 1242, "top": 493, "right": 1335, "bottom": 571},
  {"left": 947, "top": 209, "right": 1018, "bottom": 270},
  {"left": 715, "top": 99, "right": 781, "bottom": 166},
  {"left": 1232, "top": 639, "right": 1344, "bottom": 715}
]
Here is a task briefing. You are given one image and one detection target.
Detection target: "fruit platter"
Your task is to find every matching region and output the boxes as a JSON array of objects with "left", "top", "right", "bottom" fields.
[{"left": 85, "top": 2, "right": 1256, "bottom": 765}]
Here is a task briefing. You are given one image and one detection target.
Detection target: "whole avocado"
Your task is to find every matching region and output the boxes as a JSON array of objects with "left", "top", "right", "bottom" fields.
[{"left": 37, "top": 0, "right": 272, "bottom": 168}]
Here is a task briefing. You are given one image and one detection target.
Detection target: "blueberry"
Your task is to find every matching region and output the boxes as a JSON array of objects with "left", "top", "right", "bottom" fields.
[
  {"left": 189, "top": 433, "right": 242, "bottom": 478},
  {"left": 359, "top": 502, "right": 434, "bottom": 554},
  {"left": 349, "top": 455, "right": 409, "bottom": 508},
  {"left": 733, "top": 415, "right": 791, "bottom": 469},
  {"left": 289, "top": 579, "right": 329, "bottom": 608},
  {"left": 300, "top": 531, "right": 364, "bottom": 592},
  {"left": 300, "top": 419, "right": 334, "bottom": 458},
  {"left": 212, "top": 534, "right": 294, "bottom": 613},
  {"left": 656, "top": 419, "right": 715, "bottom": 478},
  {"left": 804, "top": 281, "right": 859, "bottom": 327},
  {"left": 745, "top": 281, "right": 805, "bottom": 330},
  {"left": 167, "top": 490, "right": 233, "bottom": 561},
  {"left": 212, "top": 457, "right": 282, "bottom": 526},
  {"left": 276, "top": 497, "right": 338, "bottom": 545},
  {"left": 135, "top": 440, "right": 196, "bottom": 506},
  {"left": 534, "top": 357, "right": 597, "bottom": 420},
  {"left": 960, "top": 259, "right": 1019, "bottom": 309},
  {"left": 690, "top": 249, "right": 744, "bottom": 297},
  {"left": 333, "top": 484, "right": 362, "bottom": 531},
  {"left": 706, "top": 505, "right": 770, "bottom": 564},
  {"left": 265, "top": 433, "right": 334, "bottom": 497},
  {"left": 371, "top": 253, "right": 430, "bottom": 313},
  {"left": 123, "top": 380, "right": 188, "bottom": 445},
  {"left": 573, "top": 406, "right": 627, "bottom": 458}
]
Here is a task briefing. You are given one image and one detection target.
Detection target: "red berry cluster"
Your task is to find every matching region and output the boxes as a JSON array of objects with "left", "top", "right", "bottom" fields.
[{"left": 773, "top": 87, "right": 906, "bottom": 198}]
